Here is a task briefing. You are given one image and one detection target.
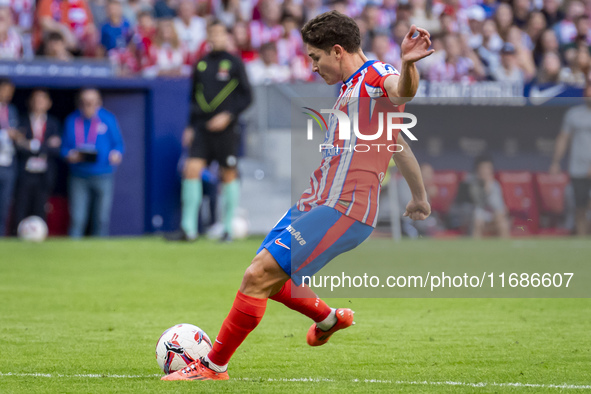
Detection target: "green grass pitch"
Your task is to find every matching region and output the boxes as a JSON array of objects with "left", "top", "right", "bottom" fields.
[{"left": 0, "top": 237, "right": 590, "bottom": 393}]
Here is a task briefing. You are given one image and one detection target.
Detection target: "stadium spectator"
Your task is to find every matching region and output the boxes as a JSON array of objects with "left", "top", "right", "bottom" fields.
[
  {"left": 410, "top": 0, "right": 441, "bottom": 35},
  {"left": 396, "top": 2, "right": 413, "bottom": 24},
  {"left": 553, "top": 0, "right": 585, "bottom": 45},
  {"left": 494, "top": 3, "right": 514, "bottom": 42},
  {"left": 276, "top": 14, "right": 303, "bottom": 66},
  {"left": 99, "top": 0, "right": 132, "bottom": 55},
  {"left": 573, "top": 14, "right": 591, "bottom": 46},
  {"left": 11, "top": 89, "right": 61, "bottom": 235},
  {"left": 153, "top": 0, "right": 176, "bottom": 19},
  {"left": 369, "top": 32, "right": 400, "bottom": 70},
  {"left": 536, "top": 51, "right": 562, "bottom": 84},
  {"left": 35, "top": 0, "right": 98, "bottom": 56},
  {"left": 142, "top": 18, "right": 188, "bottom": 78},
  {"left": 466, "top": 155, "right": 510, "bottom": 238},
  {"left": 533, "top": 28, "right": 559, "bottom": 66},
  {"left": 88, "top": 0, "right": 107, "bottom": 28},
  {"left": 560, "top": 44, "right": 590, "bottom": 86},
  {"left": 249, "top": 0, "right": 282, "bottom": 50},
  {"left": 480, "top": 0, "right": 498, "bottom": 19},
  {"left": 7, "top": 0, "right": 34, "bottom": 58},
  {"left": 247, "top": 42, "right": 291, "bottom": 85},
  {"left": 213, "top": 0, "right": 241, "bottom": 28},
  {"left": 232, "top": 21, "right": 257, "bottom": 63},
  {"left": 122, "top": 0, "right": 152, "bottom": 26},
  {"left": 428, "top": 33, "right": 485, "bottom": 82},
  {"left": 512, "top": 0, "right": 531, "bottom": 29},
  {"left": 540, "top": 0, "right": 564, "bottom": 28},
  {"left": 0, "top": 5, "right": 22, "bottom": 59},
  {"left": 505, "top": 26, "right": 536, "bottom": 80},
  {"left": 302, "top": 0, "right": 325, "bottom": 23},
  {"left": 0, "top": 78, "right": 18, "bottom": 237},
  {"left": 491, "top": 42, "right": 526, "bottom": 84},
  {"left": 132, "top": 9, "right": 155, "bottom": 61},
  {"left": 173, "top": 0, "right": 206, "bottom": 65},
  {"left": 389, "top": 19, "right": 410, "bottom": 66},
  {"left": 465, "top": 5, "right": 486, "bottom": 50},
  {"left": 61, "top": 88, "right": 124, "bottom": 237},
  {"left": 550, "top": 84, "right": 591, "bottom": 235},
  {"left": 525, "top": 11, "right": 547, "bottom": 50},
  {"left": 43, "top": 31, "right": 73, "bottom": 61},
  {"left": 167, "top": 20, "right": 252, "bottom": 242}
]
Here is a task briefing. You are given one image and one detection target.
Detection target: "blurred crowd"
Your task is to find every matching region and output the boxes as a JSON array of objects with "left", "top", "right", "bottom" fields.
[{"left": 0, "top": 0, "right": 589, "bottom": 85}]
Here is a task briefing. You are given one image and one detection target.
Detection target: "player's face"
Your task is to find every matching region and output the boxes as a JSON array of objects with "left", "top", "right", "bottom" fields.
[
  {"left": 209, "top": 24, "right": 229, "bottom": 51},
  {"left": 307, "top": 44, "right": 341, "bottom": 85}
]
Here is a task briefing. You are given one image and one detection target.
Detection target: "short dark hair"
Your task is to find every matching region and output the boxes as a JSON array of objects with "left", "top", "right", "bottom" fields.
[
  {"left": 474, "top": 154, "right": 494, "bottom": 169},
  {"left": 301, "top": 11, "right": 361, "bottom": 53},
  {"left": 47, "top": 31, "right": 64, "bottom": 42},
  {"left": 0, "top": 78, "right": 13, "bottom": 87}
]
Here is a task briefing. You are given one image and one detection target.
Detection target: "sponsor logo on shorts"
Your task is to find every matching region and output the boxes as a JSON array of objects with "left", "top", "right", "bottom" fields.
[
  {"left": 286, "top": 225, "right": 306, "bottom": 246},
  {"left": 274, "top": 239, "right": 290, "bottom": 250}
]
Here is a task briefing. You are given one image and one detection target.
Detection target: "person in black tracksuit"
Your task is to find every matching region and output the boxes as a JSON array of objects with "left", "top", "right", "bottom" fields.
[
  {"left": 168, "top": 20, "right": 252, "bottom": 242},
  {"left": 12, "top": 89, "right": 62, "bottom": 234}
]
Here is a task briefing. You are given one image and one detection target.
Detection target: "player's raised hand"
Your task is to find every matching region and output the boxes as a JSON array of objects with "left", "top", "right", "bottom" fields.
[
  {"left": 403, "top": 198, "right": 431, "bottom": 221},
  {"left": 401, "top": 25, "right": 435, "bottom": 64}
]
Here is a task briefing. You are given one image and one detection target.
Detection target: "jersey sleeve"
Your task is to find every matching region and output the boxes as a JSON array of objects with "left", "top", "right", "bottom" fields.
[{"left": 364, "top": 61, "right": 400, "bottom": 99}]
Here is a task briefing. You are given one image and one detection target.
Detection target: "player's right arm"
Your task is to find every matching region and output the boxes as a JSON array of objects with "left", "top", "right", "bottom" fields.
[
  {"left": 549, "top": 131, "right": 570, "bottom": 174},
  {"left": 383, "top": 25, "right": 434, "bottom": 106},
  {"left": 393, "top": 135, "right": 431, "bottom": 221},
  {"left": 550, "top": 109, "right": 574, "bottom": 174}
]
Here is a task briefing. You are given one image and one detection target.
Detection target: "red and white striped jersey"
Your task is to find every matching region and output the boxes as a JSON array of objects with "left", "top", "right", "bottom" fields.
[{"left": 297, "top": 60, "right": 403, "bottom": 227}]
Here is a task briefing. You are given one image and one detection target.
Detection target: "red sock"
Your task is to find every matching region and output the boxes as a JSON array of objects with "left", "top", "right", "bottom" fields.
[
  {"left": 207, "top": 291, "right": 267, "bottom": 367},
  {"left": 270, "top": 280, "right": 332, "bottom": 322}
]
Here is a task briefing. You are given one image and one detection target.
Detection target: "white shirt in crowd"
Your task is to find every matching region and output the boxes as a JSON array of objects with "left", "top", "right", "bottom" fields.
[
  {"left": 173, "top": 16, "right": 206, "bottom": 55},
  {"left": 246, "top": 59, "right": 291, "bottom": 86}
]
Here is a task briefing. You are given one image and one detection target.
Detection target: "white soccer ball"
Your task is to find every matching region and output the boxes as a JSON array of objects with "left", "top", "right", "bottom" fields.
[
  {"left": 155, "top": 324, "right": 213, "bottom": 374},
  {"left": 232, "top": 216, "right": 249, "bottom": 240},
  {"left": 17, "top": 216, "right": 48, "bottom": 242}
]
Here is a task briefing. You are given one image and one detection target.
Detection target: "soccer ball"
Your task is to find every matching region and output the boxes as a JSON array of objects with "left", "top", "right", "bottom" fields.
[
  {"left": 17, "top": 216, "right": 48, "bottom": 242},
  {"left": 232, "top": 216, "right": 249, "bottom": 240},
  {"left": 155, "top": 324, "right": 212, "bottom": 374}
]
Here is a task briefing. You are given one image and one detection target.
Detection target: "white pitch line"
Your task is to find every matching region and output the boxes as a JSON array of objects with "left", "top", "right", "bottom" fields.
[{"left": 1, "top": 372, "right": 590, "bottom": 390}]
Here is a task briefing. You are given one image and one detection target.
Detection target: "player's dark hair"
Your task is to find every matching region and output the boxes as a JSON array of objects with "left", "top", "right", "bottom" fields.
[
  {"left": 208, "top": 19, "right": 229, "bottom": 32},
  {"left": 0, "top": 77, "right": 13, "bottom": 87},
  {"left": 76, "top": 88, "right": 102, "bottom": 106},
  {"left": 474, "top": 154, "right": 494, "bottom": 169},
  {"left": 301, "top": 10, "right": 361, "bottom": 54},
  {"left": 47, "top": 31, "right": 64, "bottom": 42}
]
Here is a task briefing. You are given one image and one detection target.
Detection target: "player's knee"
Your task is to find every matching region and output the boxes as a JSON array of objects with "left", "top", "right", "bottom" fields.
[
  {"left": 184, "top": 160, "right": 203, "bottom": 179},
  {"left": 221, "top": 168, "right": 237, "bottom": 183},
  {"left": 242, "top": 253, "right": 280, "bottom": 292}
]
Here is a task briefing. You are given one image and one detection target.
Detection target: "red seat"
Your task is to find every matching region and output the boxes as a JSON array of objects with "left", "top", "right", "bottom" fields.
[
  {"left": 534, "top": 172, "right": 569, "bottom": 214},
  {"left": 497, "top": 171, "right": 539, "bottom": 235},
  {"left": 533, "top": 172, "right": 570, "bottom": 236},
  {"left": 430, "top": 171, "right": 460, "bottom": 214}
]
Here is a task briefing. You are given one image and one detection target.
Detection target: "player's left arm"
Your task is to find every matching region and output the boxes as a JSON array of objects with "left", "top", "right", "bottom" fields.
[
  {"left": 383, "top": 25, "right": 434, "bottom": 106},
  {"left": 392, "top": 135, "right": 431, "bottom": 221}
]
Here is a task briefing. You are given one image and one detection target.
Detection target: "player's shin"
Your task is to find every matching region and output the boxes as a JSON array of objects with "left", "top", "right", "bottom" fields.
[
  {"left": 270, "top": 280, "right": 336, "bottom": 328},
  {"left": 181, "top": 179, "right": 202, "bottom": 238},
  {"left": 222, "top": 180, "right": 240, "bottom": 237},
  {"left": 206, "top": 291, "right": 267, "bottom": 371}
]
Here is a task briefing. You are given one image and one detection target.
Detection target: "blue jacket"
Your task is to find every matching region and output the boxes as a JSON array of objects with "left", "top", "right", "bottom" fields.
[{"left": 61, "top": 108, "right": 125, "bottom": 177}]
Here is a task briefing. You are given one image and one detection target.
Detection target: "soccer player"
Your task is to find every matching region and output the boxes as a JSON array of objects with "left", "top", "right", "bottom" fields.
[
  {"left": 166, "top": 20, "right": 252, "bottom": 242},
  {"left": 162, "top": 10, "right": 433, "bottom": 381}
]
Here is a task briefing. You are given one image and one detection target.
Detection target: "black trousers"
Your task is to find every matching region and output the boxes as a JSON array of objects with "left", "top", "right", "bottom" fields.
[{"left": 11, "top": 172, "right": 52, "bottom": 235}]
